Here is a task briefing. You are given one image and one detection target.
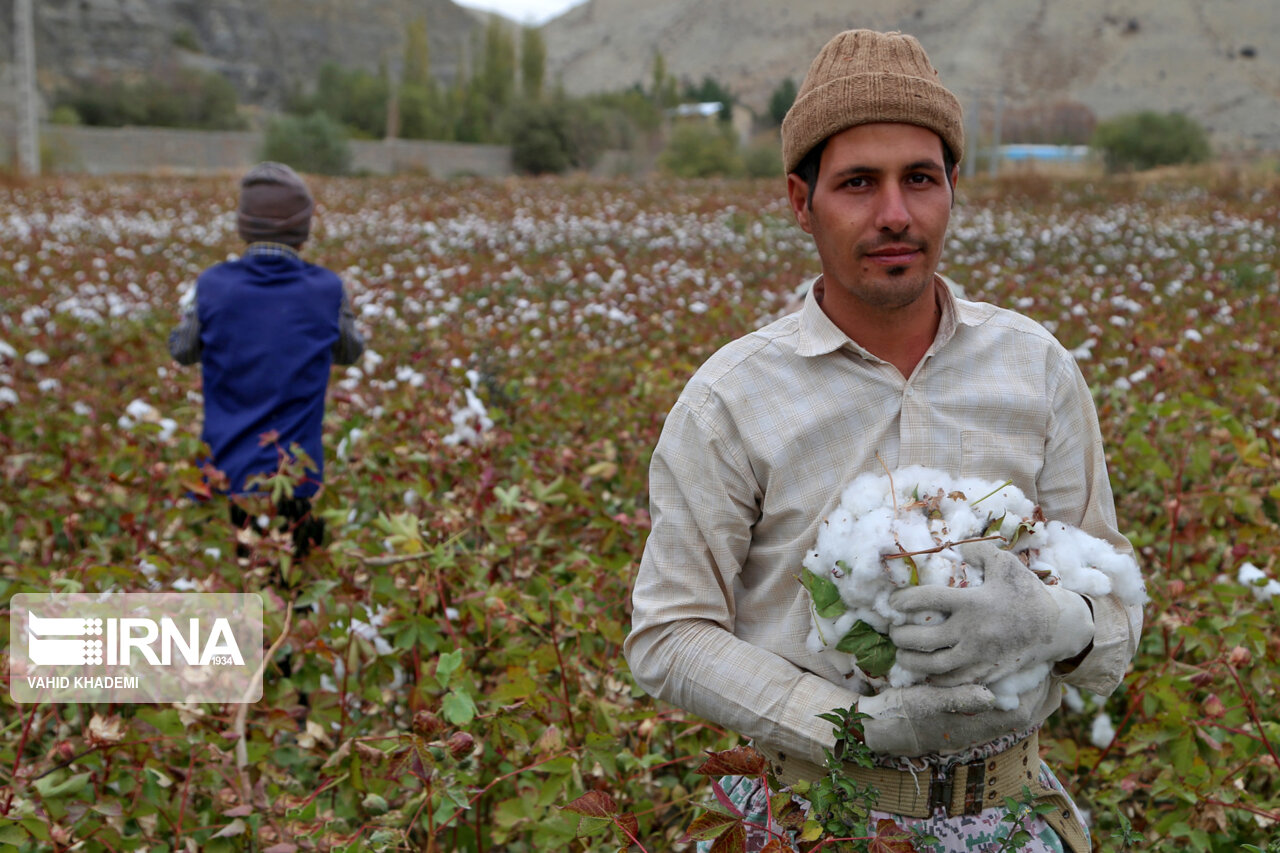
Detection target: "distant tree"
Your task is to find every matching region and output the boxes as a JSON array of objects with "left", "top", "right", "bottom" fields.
[
  {"left": 742, "top": 139, "right": 781, "bottom": 177},
  {"left": 398, "top": 83, "right": 452, "bottom": 140},
  {"left": 55, "top": 68, "right": 245, "bottom": 130},
  {"left": 520, "top": 26, "right": 546, "bottom": 101},
  {"left": 403, "top": 18, "right": 432, "bottom": 90},
  {"left": 477, "top": 18, "right": 517, "bottom": 111},
  {"left": 506, "top": 94, "right": 611, "bottom": 174},
  {"left": 649, "top": 51, "right": 680, "bottom": 109},
  {"left": 296, "top": 63, "right": 390, "bottom": 138},
  {"left": 683, "top": 76, "right": 735, "bottom": 122},
  {"left": 659, "top": 121, "right": 743, "bottom": 178},
  {"left": 261, "top": 112, "right": 351, "bottom": 176},
  {"left": 1091, "top": 111, "right": 1211, "bottom": 172},
  {"left": 768, "top": 77, "right": 798, "bottom": 126}
]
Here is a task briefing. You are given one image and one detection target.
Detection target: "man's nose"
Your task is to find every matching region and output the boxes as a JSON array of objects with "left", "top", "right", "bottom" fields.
[{"left": 876, "top": 185, "right": 911, "bottom": 233}]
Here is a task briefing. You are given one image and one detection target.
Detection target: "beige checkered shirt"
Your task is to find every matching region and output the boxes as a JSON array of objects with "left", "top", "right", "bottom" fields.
[{"left": 625, "top": 276, "right": 1142, "bottom": 775}]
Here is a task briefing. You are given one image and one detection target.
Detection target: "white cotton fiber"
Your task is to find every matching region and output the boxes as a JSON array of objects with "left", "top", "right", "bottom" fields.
[{"left": 802, "top": 467, "right": 1147, "bottom": 703}]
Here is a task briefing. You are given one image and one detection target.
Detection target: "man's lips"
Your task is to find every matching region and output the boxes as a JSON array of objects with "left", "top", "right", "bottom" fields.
[{"left": 863, "top": 244, "right": 922, "bottom": 265}]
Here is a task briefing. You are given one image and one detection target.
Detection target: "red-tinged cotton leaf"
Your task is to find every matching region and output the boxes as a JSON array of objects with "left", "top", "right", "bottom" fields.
[
  {"left": 562, "top": 790, "right": 619, "bottom": 818},
  {"left": 616, "top": 812, "right": 639, "bottom": 839},
  {"left": 709, "top": 821, "right": 747, "bottom": 853},
  {"left": 684, "top": 810, "right": 740, "bottom": 841},
  {"left": 760, "top": 840, "right": 790, "bottom": 853},
  {"left": 257, "top": 429, "right": 280, "bottom": 447},
  {"left": 868, "top": 818, "right": 918, "bottom": 853},
  {"left": 695, "top": 745, "right": 767, "bottom": 777},
  {"left": 263, "top": 844, "right": 297, "bottom": 853}
]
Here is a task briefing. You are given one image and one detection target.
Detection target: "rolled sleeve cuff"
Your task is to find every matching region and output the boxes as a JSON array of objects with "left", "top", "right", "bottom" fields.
[{"left": 1061, "top": 594, "right": 1142, "bottom": 697}]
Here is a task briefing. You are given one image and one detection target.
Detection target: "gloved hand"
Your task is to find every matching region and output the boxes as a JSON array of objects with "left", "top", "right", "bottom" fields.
[
  {"left": 857, "top": 680, "right": 1047, "bottom": 756},
  {"left": 887, "top": 541, "right": 1095, "bottom": 688}
]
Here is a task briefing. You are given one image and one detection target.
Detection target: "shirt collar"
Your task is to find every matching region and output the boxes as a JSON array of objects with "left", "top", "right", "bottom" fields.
[
  {"left": 244, "top": 242, "right": 301, "bottom": 260},
  {"left": 794, "top": 273, "right": 976, "bottom": 360}
]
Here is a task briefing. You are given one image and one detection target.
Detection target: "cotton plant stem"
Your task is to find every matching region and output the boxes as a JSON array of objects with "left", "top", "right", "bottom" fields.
[
  {"left": 970, "top": 479, "right": 1014, "bottom": 508},
  {"left": 342, "top": 549, "right": 434, "bottom": 567},
  {"left": 882, "top": 533, "right": 1006, "bottom": 561},
  {"left": 235, "top": 597, "right": 295, "bottom": 801}
]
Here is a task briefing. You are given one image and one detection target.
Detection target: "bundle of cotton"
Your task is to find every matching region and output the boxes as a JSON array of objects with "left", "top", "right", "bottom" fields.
[{"left": 801, "top": 466, "right": 1146, "bottom": 708}]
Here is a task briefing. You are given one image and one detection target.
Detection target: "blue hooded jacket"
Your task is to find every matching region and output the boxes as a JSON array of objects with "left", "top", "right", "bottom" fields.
[{"left": 194, "top": 251, "right": 344, "bottom": 497}]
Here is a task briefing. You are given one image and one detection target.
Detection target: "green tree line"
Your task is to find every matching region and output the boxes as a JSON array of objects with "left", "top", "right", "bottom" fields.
[{"left": 48, "top": 18, "right": 1218, "bottom": 178}]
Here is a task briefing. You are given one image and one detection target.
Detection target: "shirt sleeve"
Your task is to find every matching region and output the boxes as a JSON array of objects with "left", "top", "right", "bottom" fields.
[
  {"left": 332, "top": 288, "right": 365, "bottom": 366},
  {"left": 1038, "top": 353, "right": 1143, "bottom": 696},
  {"left": 168, "top": 305, "right": 202, "bottom": 365},
  {"left": 624, "top": 396, "right": 862, "bottom": 770}
]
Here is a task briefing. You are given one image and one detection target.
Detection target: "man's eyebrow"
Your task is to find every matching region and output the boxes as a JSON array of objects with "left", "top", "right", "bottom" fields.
[{"left": 828, "top": 159, "right": 945, "bottom": 180}]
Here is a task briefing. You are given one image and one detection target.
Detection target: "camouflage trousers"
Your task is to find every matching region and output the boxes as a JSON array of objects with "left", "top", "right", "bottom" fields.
[{"left": 697, "top": 760, "right": 1087, "bottom": 853}]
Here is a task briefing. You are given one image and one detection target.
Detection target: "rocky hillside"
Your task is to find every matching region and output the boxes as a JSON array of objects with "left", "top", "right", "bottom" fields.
[
  {"left": 542, "top": 0, "right": 1280, "bottom": 152},
  {"left": 3, "top": 0, "right": 1277, "bottom": 152},
  {"left": 3, "top": 0, "right": 487, "bottom": 111}
]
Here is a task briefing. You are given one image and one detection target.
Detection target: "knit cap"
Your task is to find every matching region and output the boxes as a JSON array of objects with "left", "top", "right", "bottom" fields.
[
  {"left": 236, "top": 161, "right": 314, "bottom": 246},
  {"left": 781, "top": 29, "right": 964, "bottom": 174}
]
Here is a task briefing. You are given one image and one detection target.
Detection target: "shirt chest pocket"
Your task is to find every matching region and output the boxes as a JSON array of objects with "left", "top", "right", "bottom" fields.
[{"left": 960, "top": 429, "right": 1045, "bottom": 499}]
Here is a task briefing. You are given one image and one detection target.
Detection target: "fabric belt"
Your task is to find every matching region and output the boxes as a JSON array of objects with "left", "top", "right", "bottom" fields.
[
  {"left": 847, "top": 733, "right": 1090, "bottom": 852},
  {"left": 760, "top": 732, "right": 1091, "bottom": 852}
]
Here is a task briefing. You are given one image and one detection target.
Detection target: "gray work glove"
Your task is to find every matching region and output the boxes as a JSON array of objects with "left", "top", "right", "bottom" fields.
[
  {"left": 887, "top": 541, "right": 1095, "bottom": 688},
  {"left": 857, "top": 680, "right": 1046, "bottom": 756}
]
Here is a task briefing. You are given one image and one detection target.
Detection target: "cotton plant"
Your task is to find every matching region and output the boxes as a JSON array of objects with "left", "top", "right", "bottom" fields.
[{"left": 801, "top": 465, "right": 1146, "bottom": 709}]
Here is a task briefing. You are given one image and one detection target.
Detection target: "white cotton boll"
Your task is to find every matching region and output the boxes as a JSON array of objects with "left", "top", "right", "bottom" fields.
[
  {"left": 804, "top": 466, "right": 1152, "bottom": 705},
  {"left": 917, "top": 551, "right": 964, "bottom": 587},
  {"left": 893, "top": 516, "right": 938, "bottom": 554},
  {"left": 839, "top": 473, "right": 890, "bottom": 518},
  {"left": 350, "top": 618, "right": 394, "bottom": 655},
  {"left": 0, "top": 387, "right": 17, "bottom": 406},
  {"left": 0, "top": 339, "right": 16, "bottom": 360},
  {"left": 37, "top": 378, "right": 60, "bottom": 393},
  {"left": 887, "top": 661, "right": 923, "bottom": 689},
  {"left": 125, "top": 398, "right": 161, "bottom": 423},
  {"left": 990, "top": 662, "right": 1051, "bottom": 711},
  {"left": 1090, "top": 712, "right": 1117, "bottom": 748},
  {"left": 25, "top": 349, "right": 49, "bottom": 366},
  {"left": 830, "top": 609, "right": 859, "bottom": 638},
  {"left": 204, "top": 547, "right": 222, "bottom": 560},
  {"left": 1238, "top": 562, "right": 1280, "bottom": 601},
  {"left": 1062, "top": 684, "right": 1085, "bottom": 713},
  {"left": 1183, "top": 329, "right": 1203, "bottom": 343}
]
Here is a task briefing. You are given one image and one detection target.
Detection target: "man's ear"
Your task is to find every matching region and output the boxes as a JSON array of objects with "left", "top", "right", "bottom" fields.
[{"left": 786, "top": 173, "right": 813, "bottom": 234}]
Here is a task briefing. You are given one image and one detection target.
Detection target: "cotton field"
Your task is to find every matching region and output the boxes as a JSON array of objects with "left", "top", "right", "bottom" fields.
[{"left": 0, "top": 171, "right": 1277, "bottom": 850}]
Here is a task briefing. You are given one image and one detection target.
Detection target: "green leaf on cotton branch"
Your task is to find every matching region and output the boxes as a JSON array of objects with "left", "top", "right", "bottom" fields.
[
  {"left": 801, "top": 567, "right": 846, "bottom": 619},
  {"left": 834, "top": 621, "right": 897, "bottom": 679}
]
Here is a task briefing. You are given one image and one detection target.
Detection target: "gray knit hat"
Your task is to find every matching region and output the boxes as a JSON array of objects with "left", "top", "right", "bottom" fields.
[
  {"left": 236, "top": 161, "right": 314, "bottom": 246},
  {"left": 781, "top": 29, "right": 964, "bottom": 174}
]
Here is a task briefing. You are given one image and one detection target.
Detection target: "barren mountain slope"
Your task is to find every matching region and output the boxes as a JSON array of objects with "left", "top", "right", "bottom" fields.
[{"left": 542, "top": 0, "right": 1280, "bottom": 150}]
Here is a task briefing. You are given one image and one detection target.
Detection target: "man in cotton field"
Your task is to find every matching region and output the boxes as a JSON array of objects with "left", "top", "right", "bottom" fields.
[
  {"left": 169, "top": 162, "right": 364, "bottom": 557},
  {"left": 625, "top": 29, "right": 1142, "bottom": 852}
]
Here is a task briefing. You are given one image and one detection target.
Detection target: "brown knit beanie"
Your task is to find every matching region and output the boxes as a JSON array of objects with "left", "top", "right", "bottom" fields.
[
  {"left": 781, "top": 29, "right": 964, "bottom": 174},
  {"left": 236, "top": 162, "right": 314, "bottom": 247}
]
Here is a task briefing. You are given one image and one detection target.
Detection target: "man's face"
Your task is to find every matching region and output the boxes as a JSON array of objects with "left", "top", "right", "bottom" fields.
[{"left": 786, "top": 122, "right": 957, "bottom": 319}]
